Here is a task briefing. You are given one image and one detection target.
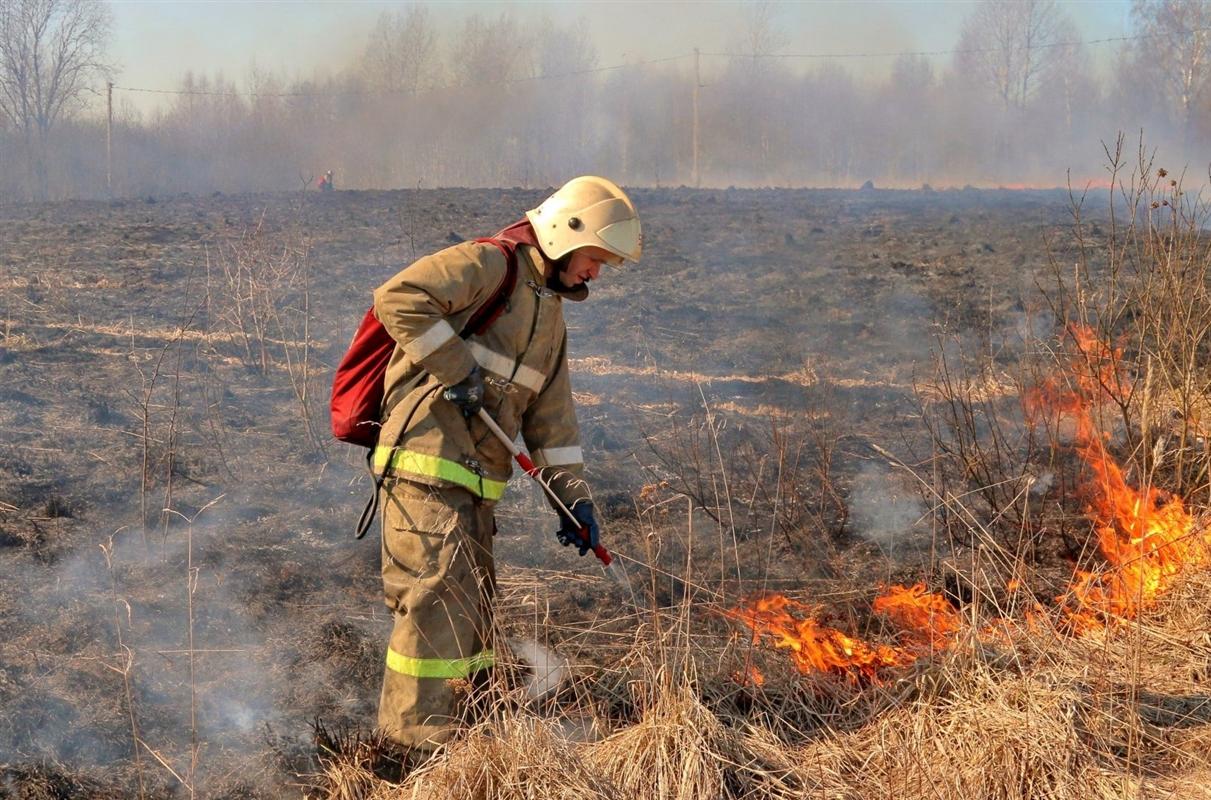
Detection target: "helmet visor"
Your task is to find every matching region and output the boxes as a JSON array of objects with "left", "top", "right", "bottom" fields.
[{"left": 597, "top": 217, "right": 642, "bottom": 262}]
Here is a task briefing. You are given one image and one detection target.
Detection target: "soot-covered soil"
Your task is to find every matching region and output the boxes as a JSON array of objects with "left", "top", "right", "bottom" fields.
[{"left": 0, "top": 186, "right": 1101, "bottom": 796}]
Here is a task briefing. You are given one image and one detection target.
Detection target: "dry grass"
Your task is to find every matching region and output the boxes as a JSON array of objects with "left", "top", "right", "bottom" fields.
[
  {"left": 311, "top": 560, "right": 1211, "bottom": 799},
  {"left": 804, "top": 568, "right": 1211, "bottom": 800},
  {"left": 311, "top": 147, "right": 1211, "bottom": 799},
  {"left": 400, "top": 719, "right": 608, "bottom": 800},
  {"left": 806, "top": 666, "right": 1133, "bottom": 799},
  {"left": 588, "top": 682, "right": 802, "bottom": 800}
]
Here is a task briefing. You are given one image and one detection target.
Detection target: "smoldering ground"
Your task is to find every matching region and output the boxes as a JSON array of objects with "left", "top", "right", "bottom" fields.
[{"left": 0, "top": 185, "right": 1114, "bottom": 794}]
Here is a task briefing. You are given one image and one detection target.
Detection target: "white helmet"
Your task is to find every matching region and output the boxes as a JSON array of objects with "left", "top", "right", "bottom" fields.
[{"left": 525, "top": 176, "right": 642, "bottom": 263}]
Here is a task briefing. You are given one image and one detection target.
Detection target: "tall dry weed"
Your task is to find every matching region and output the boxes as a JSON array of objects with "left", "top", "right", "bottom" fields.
[
  {"left": 315, "top": 141, "right": 1211, "bottom": 799},
  {"left": 401, "top": 718, "right": 608, "bottom": 800}
]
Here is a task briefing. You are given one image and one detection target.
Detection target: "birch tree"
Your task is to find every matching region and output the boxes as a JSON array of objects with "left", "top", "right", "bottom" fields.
[
  {"left": 1130, "top": 0, "right": 1211, "bottom": 138},
  {"left": 361, "top": 5, "right": 439, "bottom": 95},
  {"left": 955, "top": 0, "right": 1077, "bottom": 111},
  {"left": 0, "top": 0, "right": 111, "bottom": 197}
]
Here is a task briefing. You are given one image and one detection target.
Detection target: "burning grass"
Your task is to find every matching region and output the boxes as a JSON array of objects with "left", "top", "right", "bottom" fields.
[
  {"left": 316, "top": 316, "right": 1211, "bottom": 798},
  {"left": 7, "top": 164, "right": 1211, "bottom": 797},
  {"left": 314, "top": 560, "right": 1211, "bottom": 799}
]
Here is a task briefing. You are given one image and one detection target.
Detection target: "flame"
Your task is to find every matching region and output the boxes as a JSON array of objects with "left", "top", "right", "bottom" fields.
[
  {"left": 727, "top": 325, "right": 1210, "bottom": 681},
  {"left": 1062, "top": 429, "right": 1207, "bottom": 630},
  {"left": 723, "top": 594, "right": 902, "bottom": 682},
  {"left": 1025, "top": 325, "right": 1211, "bottom": 632},
  {"left": 725, "top": 585, "right": 958, "bottom": 682},
  {"left": 872, "top": 582, "right": 961, "bottom": 648}
]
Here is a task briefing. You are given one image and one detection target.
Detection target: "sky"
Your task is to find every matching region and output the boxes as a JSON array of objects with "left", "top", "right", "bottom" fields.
[{"left": 107, "top": 0, "right": 1133, "bottom": 116}]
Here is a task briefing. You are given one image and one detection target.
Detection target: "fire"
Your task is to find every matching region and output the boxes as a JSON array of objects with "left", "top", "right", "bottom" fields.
[
  {"left": 725, "top": 585, "right": 959, "bottom": 682},
  {"left": 1062, "top": 426, "right": 1208, "bottom": 630},
  {"left": 1025, "top": 325, "right": 1211, "bottom": 632},
  {"left": 727, "top": 325, "right": 1211, "bottom": 681},
  {"left": 872, "top": 582, "right": 961, "bottom": 648},
  {"left": 724, "top": 595, "right": 902, "bottom": 682},
  {"left": 731, "top": 663, "right": 765, "bottom": 688}
]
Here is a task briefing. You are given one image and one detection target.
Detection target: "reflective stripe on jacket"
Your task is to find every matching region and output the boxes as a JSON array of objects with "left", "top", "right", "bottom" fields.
[{"left": 371, "top": 241, "right": 591, "bottom": 506}]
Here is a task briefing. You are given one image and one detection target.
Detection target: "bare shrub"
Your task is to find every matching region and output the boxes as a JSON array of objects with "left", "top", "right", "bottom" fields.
[
  {"left": 914, "top": 330, "right": 1051, "bottom": 554},
  {"left": 100, "top": 533, "right": 146, "bottom": 799},
  {"left": 205, "top": 214, "right": 327, "bottom": 456},
  {"left": 1084, "top": 142, "right": 1211, "bottom": 504},
  {"left": 641, "top": 382, "right": 850, "bottom": 583},
  {"left": 914, "top": 136, "right": 1211, "bottom": 577},
  {"left": 207, "top": 214, "right": 306, "bottom": 375},
  {"left": 125, "top": 281, "right": 202, "bottom": 543}
]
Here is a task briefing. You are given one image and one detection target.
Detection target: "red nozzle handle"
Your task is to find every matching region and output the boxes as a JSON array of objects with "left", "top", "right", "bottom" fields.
[
  {"left": 580, "top": 527, "right": 612, "bottom": 566},
  {"left": 513, "top": 452, "right": 612, "bottom": 566}
]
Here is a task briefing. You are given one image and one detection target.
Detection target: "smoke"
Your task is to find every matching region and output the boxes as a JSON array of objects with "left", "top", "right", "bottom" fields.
[
  {"left": 0, "top": 489, "right": 383, "bottom": 792},
  {"left": 848, "top": 463, "right": 925, "bottom": 556},
  {"left": 872, "top": 287, "right": 934, "bottom": 369},
  {"left": 508, "top": 637, "right": 569, "bottom": 701},
  {"left": 2, "top": 3, "right": 1209, "bottom": 200},
  {"left": 992, "top": 308, "right": 1056, "bottom": 355}
]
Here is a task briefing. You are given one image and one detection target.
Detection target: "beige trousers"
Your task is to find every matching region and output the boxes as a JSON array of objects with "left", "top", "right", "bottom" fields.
[{"left": 377, "top": 478, "right": 496, "bottom": 750}]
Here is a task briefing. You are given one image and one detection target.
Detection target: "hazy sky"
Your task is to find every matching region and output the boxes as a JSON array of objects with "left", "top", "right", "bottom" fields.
[{"left": 109, "top": 0, "right": 1132, "bottom": 115}]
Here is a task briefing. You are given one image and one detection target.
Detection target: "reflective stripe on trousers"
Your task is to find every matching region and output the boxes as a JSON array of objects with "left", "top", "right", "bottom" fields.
[
  {"left": 386, "top": 647, "right": 494, "bottom": 679},
  {"left": 378, "top": 479, "right": 496, "bottom": 750}
]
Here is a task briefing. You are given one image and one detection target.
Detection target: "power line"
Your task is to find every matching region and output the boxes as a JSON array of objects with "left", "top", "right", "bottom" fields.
[
  {"left": 109, "top": 22, "right": 1211, "bottom": 101},
  {"left": 113, "top": 52, "right": 692, "bottom": 100},
  {"left": 698, "top": 26, "right": 1211, "bottom": 61}
]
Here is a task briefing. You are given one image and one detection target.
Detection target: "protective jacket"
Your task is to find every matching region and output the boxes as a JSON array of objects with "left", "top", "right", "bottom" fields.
[{"left": 371, "top": 239, "right": 591, "bottom": 509}]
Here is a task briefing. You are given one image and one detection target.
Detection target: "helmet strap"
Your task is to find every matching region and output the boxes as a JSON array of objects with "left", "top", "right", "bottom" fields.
[{"left": 547, "top": 253, "right": 574, "bottom": 290}]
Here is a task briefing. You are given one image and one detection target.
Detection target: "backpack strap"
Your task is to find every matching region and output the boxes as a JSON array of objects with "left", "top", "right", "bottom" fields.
[
  {"left": 355, "top": 239, "right": 520, "bottom": 540},
  {"left": 465, "top": 237, "right": 519, "bottom": 337},
  {"left": 377, "top": 239, "right": 519, "bottom": 420}
]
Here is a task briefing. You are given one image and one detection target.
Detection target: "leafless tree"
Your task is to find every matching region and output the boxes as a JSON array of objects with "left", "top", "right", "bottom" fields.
[
  {"left": 361, "top": 5, "right": 439, "bottom": 95},
  {"left": 732, "top": 1, "right": 788, "bottom": 68},
  {"left": 519, "top": 17, "right": 598, "bottom": 184},
  {"left": 444, "top": 11, "right": 527, "bottom": 183},
  {"left": 450, "top": 11, "right": 525, "bottom": 88},
  {"left": 955, "top": 0, "right": 1077, "bottom": 112},
  {"left": 885, "top": 54, "right": 935, "bottom": 182},
  {"left": 0, "top": 0, "right": 111, "bottom": 197},
  {"left": 721, "top": 1, "right": 790, "bottom": 182},
  {"left": 1130, "top": 0, "right": 1211, "bottom": 139}
]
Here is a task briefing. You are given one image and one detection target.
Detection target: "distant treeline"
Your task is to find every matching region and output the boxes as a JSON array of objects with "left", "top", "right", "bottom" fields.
[{"left": 3, "top": 2, "right": 1211, "bottom": 200}]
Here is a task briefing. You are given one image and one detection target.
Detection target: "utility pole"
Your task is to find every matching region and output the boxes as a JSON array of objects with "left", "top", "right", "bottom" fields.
[
  {"left": 692, "top": 48, "right": 700, "bottom": 188},
  {"left": 106, "top": 82, "right": 113, "bottom": 197}
]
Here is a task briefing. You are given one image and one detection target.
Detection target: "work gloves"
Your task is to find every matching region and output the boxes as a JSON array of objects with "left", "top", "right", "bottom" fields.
[
  {"left": 443, "top": 366, "right": 485, "bottom": 417},
  {"left": 556, "top": 501, "right": 599, "bottom": 557}
]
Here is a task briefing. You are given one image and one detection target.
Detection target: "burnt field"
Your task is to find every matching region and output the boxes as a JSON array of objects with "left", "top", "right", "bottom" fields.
[{"left": 0, "top": 186, "right": 1118, "bottom": 796}]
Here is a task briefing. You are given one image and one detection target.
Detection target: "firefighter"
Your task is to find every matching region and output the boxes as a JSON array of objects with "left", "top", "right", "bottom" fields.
[
  {"left": 370, "top": 176, "right": 642, "bottom": 751},
  {"left": 318, "top": 170, "right": 334, "bottom": 192}
]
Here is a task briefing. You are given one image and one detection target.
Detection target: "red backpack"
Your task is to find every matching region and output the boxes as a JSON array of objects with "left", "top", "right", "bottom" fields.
[{"left": 330, "top": 237, "right": 520, "bottom": 448}]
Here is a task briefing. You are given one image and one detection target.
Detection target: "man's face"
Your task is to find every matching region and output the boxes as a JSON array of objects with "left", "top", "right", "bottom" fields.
[{"left": 558, "top": 246, "right": 623, "bottom": 288}]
